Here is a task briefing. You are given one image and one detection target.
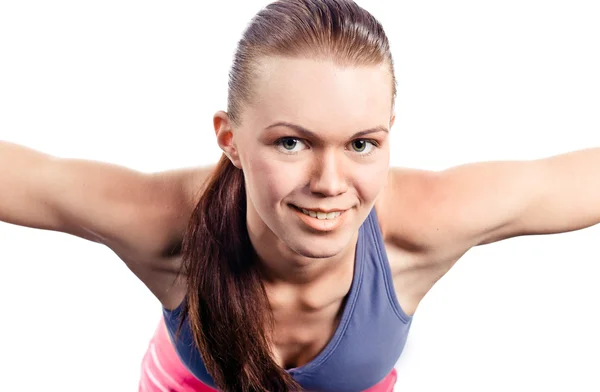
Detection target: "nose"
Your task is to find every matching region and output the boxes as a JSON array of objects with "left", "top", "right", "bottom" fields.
[{"left": 309, "top": 150, "right": 348, "bottom": 197}]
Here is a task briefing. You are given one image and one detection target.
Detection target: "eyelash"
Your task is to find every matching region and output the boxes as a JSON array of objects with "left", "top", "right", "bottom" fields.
[{"left": 274, "top": 137, "right": 379, "bottom": 157}]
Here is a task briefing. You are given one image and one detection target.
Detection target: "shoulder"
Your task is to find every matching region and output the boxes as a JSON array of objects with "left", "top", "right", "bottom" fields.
[
  {"left": 128, "top": 165, "right": 214, "bottom": 261},
  {"left": 375, "top": 167, "right": 438, "bottom": 251},
  {"left": 374, "top": 167, "right": 468, "bottom": 264},
  {"left": 117, "top": 166, "right": 214, "bottom": 308}
]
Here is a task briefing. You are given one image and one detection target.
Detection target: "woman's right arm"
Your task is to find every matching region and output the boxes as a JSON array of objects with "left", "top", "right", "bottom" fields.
[{"left": 0, "top": 140, "right": 212, "bottom": 265}]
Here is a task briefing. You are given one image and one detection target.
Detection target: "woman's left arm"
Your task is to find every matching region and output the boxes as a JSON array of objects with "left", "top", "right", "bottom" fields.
[
  {"left": 434, "top": 147, "right": 600, "bottom": 248},
  {"left": 382, "top": 147, "right": 600, "bottom": 257}
]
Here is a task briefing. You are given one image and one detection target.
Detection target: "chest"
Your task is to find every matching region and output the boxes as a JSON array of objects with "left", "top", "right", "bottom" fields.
[
  {"left": 270, "top": 294, "right": 348, "bottom": 370},
  {"left": 270, "top": 242, "right": 441, "bottom": 370}
]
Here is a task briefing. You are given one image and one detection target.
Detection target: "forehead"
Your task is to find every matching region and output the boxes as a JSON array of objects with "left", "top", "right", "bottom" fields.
[{"left": 246, "top": 57, "right": 393, "bottom": 131}]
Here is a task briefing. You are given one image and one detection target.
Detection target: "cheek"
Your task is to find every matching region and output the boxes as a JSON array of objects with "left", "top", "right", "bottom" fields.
[
  {"left": 353, "top": 160, "right": 389, "bottom": 201},
  {"left": 245, "top": 157, "right": 300, "bottom": 206}
]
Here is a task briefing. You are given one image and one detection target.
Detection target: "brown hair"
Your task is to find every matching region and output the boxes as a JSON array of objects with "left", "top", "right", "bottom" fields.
[{"left": 177, "top": 1, "right": 396, "bottom": 390}]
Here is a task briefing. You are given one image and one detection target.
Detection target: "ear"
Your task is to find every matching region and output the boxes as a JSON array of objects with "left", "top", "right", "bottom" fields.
[
  {"left": 389, "top": 113, "right": 396, "bottom": 128},
  {"left": 213, "top": 111, "right": 242, "bottom": 168}
]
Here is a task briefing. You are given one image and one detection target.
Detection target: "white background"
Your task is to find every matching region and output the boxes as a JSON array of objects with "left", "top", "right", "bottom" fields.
[{"left": 1, "top": 0, "right": 599, "bottom": 391}]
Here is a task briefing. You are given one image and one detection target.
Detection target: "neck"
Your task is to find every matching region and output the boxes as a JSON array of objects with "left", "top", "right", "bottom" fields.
[
  {"left": 247, "top": 209, "right": 358, "bottom": 289},
  {"left": 254, "top": 233, "right": 358, "bottom": 288}
]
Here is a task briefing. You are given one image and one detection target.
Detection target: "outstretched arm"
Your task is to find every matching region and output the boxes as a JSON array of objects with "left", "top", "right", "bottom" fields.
[
  {"left": 437, "top": 147, "right": 600, "bottom": 247},
  {"left": 380, "top": 147, "right": 600, "bottom": 260},
  {"left": 0, "top": 141, "right": 212, "bottom": 262}
]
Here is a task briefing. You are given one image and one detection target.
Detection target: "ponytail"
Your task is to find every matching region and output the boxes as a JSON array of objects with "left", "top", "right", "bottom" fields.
[{"left": 176, "top": 154, "right": 301, "bottom": 391}]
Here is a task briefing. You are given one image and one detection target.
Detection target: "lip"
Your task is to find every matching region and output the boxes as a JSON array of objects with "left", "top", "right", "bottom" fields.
[
  {"left": 291, "top": 204, "right": 348, "bottom": 213},
  {"left": 290, "top": 204, "right": 348, "bottom": 232},
  {"left": 295, "top": 208, "right": 345, "bottom": 213}
]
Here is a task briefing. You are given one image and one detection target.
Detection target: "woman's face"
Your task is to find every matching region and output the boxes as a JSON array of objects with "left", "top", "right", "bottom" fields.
[{"left": 219, "top": 57, "right": 394, "bottom": 260}]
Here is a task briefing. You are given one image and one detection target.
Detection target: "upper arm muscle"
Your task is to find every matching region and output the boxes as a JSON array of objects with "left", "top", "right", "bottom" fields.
[
  {"left": 0, "top": 144, "right": 210, "bottom": 261},
  {"left": 46, "top": 159, "right": 189, "bottom": 259},
  {"left": 379, "top": 161, "right": 540, "bottom": 263},
  {"left": 427, "top": 160, "right": 536, "bottom": 248}
]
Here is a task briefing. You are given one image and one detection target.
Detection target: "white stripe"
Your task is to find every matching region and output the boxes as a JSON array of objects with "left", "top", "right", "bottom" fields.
[
  {"left": 150, "top": 342, "right": 180, "bottom": 387},
  {"left": 144, "top": 360, "right": 170, "bottom": 392},
  {"left": 139, "top": 375, "right": 148, "bottom": 392}
]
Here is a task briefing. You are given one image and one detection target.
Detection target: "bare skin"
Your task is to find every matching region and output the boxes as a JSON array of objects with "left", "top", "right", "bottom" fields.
[
  {"left": 1, "top": 59, "right": 599, "bottom": 371},
  {"left": 0, "top": 142, "right": 427, "bottom": 369},
  {"left": 2, "top": 147, "right": 597, "bottom": 371}
]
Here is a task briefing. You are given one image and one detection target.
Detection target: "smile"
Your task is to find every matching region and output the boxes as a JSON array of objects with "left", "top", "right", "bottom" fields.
[
  {"left": 299, "top": 208, "right": 342, "bottom": 220},
  {"left": 289, "top": 205, "right": 348, "bottom": 231},
  {"left": 290, "top": 205, "right": 345, "bottom": 219}
]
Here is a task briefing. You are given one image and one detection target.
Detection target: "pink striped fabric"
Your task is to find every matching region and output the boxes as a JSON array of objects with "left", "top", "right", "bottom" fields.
[
  {"left": 139, "top": 318, "right": 397, "bottom": 391},
  {"left": 139, "top": 319, "right": 217, "bottom": 392}
]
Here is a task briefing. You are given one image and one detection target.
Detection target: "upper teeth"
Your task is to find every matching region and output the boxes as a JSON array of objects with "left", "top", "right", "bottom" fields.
[{"left": 300, "top": 208, "right": 342, "bottom": 220}]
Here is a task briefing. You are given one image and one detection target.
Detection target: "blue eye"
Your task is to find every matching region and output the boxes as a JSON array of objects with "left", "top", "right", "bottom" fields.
[
  {"left": 352, "top": 140, "right": 367, "bottom": 152},
  {"left": 275, "top": 137, "right": 308, "bottom": 154},
  {"left": 282, "top": 138, "right": 298, "bottom": 150},
  {"left": 349, "top": 139, "right": 377, "bottom": 155}
]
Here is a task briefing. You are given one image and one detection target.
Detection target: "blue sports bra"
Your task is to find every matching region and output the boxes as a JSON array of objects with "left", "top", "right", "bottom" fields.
[{"left": 163, "top": 208, "right": 413, "bottom": 391}]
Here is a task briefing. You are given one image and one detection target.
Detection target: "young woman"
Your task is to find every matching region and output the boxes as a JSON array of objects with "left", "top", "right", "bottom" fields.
[{"left": 1, "top": 0, "right": 599, "bottom": 391}]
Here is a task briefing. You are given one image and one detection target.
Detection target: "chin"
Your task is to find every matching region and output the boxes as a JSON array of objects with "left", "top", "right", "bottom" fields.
[{"left": 286, "top": 236, "right": 348, "bottom": 259}]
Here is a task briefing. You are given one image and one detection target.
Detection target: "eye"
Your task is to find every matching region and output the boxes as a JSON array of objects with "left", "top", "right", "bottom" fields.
[
  {"left": 349, "top": 139, "right": 377, "bottom": 155},
  {"left": 275, "top": 137, "right": 308, "bottom": 154}
]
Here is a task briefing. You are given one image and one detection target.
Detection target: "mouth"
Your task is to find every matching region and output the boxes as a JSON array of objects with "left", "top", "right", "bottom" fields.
[
  {"left": 289, "top": 204, "right": 346, "bottom": 220},
  {"left": 288, "top": 204, "right": 349, "bottom": 232}
]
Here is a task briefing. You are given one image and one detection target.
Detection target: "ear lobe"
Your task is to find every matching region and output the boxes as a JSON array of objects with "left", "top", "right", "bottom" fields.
[
  {"left": 213, "top": 111, "right": 242, "bottom": 168},
  {"left": 218, "top": 132, "right": 243, "bottom": 169}
]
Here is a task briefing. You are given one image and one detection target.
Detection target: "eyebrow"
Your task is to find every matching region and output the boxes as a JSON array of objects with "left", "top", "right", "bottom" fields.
[{"left": 265, "top": 121, "right": 389, "bottom": 140}]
